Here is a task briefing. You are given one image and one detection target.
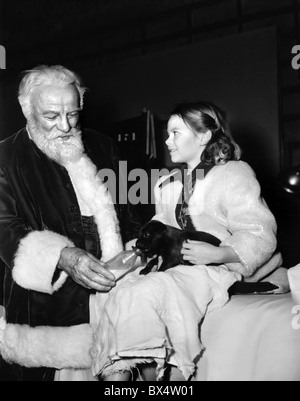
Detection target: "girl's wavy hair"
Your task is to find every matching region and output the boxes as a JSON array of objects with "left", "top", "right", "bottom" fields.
[
  {"left": 18, "top": 65, "right": 88, "bottom": 118},
  {"left": 170, "top": 102, "right": 242, "bottom": 165}
]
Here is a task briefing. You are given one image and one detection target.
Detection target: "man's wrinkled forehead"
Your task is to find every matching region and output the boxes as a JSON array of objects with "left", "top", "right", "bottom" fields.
[{"left": 31, "top": 83, "right": 81, "bottom": 113}]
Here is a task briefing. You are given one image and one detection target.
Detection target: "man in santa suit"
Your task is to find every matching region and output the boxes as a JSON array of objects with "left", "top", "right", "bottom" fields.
[{"left": 0, "top": 65, "right": 141, "bottom": 381}]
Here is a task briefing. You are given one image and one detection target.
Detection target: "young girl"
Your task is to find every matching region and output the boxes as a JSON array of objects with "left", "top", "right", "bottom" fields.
[{"left": 91, "top": 102, "right": 281, "bottom": 381}]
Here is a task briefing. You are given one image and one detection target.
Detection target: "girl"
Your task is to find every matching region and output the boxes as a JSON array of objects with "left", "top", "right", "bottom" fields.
[{"left": 91, "top": 102, "right": 281, "bottom": 381}]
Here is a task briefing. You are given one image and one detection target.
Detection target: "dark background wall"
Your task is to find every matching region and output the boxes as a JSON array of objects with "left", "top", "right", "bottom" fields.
[
  {"left": 0, "top": 0, "right": 300, "bottom": 266},
  {"left": 0, "top": 25, "right": 280, "bottom": 184},
  {"left": 85, "top": 27, "right": 279, "bottom": 183},
  {"left": 1, "top": 0, "right": 300, "bottom": 169}
]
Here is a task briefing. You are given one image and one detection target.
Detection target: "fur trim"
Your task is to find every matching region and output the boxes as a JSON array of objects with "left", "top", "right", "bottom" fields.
[
  {"left": 153, "top": 176, "right": 182, "bottom": 229},
  {"left": 244, "top": 252, "right": 283, "bottom": 282},
  {"left": 65, "top": 155, "right": 123, "bottom": 262},
  {"left": 13, "top": 230, "right": 73, "bottom": 294},
  {"left": 188, "top": 174, "right": 207, "bottom": 217},
  {"left": 0, "top": 321, "right": 93, "bottom": 369}
]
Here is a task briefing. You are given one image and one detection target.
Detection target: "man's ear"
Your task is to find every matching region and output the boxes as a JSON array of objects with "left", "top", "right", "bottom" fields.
[{"left": 19, "top": 100, "right": 31, "bottom": 120}]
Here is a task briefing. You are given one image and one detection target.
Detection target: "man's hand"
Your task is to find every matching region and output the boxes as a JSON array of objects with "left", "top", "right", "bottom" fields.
[{"left": 58, "top": 247, "right": 116, "bottom": 292}]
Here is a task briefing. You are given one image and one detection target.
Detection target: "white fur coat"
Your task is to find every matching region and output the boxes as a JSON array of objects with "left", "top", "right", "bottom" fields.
[{"left": 153, "top": 161, "right": 282, "bottom": 279}]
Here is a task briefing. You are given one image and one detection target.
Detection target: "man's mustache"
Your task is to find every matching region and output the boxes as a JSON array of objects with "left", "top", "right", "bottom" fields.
[{"left": 49, "top": 128, "right": 82, "bottom": 141}]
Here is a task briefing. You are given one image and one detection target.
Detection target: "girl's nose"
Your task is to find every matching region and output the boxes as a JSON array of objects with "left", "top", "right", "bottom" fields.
[{"left": 165, "top": 135, "right": 173, "bottom": 146}]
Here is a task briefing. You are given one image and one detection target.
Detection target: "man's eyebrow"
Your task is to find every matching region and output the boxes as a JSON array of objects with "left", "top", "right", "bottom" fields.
[
  {"left": 42, "top": 108, "right": 81, "bottom": 115},
  {"left": 42, "top": 110, "right": 59, "bottom": 115}
]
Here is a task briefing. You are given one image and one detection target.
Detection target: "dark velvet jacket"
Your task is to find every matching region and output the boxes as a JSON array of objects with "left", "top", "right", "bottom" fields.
[{"left": 0, "top": 128, "right": 141, "bottom": 328}]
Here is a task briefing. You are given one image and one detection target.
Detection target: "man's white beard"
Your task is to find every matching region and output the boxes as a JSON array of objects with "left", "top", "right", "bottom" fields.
[{"left": 27, "top": 119, "right": 85, "bottom": 165}]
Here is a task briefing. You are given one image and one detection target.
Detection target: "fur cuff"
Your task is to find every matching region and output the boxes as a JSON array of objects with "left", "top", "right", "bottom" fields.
[
  {"left": 13, "top": 230, "right": 74, "bottom": 294},
  {"left": 245, "top": 252, "right": 283, "bottom": 282},
  {"left": 221, "top": 234, "right": 276, "bottom": 278},
  {"left": 0, "top": 322, "right": 93, "bottom": 369}
]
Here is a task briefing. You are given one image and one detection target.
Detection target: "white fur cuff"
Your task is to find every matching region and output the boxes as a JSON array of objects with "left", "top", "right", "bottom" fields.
[
  {"left": 13, "top": 230, "right": 74, "bottom": 294},
  {"left": 0, "top": 322, "right": 93, "bottom": 369}
]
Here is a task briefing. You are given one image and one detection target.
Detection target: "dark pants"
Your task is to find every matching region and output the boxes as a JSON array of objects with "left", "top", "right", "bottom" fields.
[
  {"left": 0, "top": 216, "right": 101, "bottom": 381},
  {"left": 0, "top": 360, "right": 55, "bottom": 382}
]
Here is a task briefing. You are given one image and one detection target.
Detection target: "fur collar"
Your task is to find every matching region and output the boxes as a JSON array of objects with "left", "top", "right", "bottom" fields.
[{"left": 65, "top": 154, "right": 123, "bottom": 262}]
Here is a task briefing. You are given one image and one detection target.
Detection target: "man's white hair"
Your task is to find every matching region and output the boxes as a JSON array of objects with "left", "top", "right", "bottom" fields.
[{"left": 18, "top": 65, "right": 88, "bottom": 118}]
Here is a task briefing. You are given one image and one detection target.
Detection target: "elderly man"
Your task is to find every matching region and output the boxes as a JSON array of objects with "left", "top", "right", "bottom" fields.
[{"left": 0, "top": 65, "right": 141, "bottom": 381}]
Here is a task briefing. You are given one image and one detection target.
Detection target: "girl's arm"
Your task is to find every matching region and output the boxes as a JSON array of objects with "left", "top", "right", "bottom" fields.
[{"left": 182, "top": 241, "right": 240, "bottom": 265}]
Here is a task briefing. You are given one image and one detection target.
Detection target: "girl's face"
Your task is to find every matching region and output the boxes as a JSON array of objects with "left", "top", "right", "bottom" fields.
[{"left": 166, "top": 115, "right": 206, "bottom": 169}]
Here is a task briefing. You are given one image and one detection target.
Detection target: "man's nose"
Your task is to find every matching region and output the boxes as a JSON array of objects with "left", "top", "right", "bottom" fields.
[{"left": 57, "top": 116, "right": 71, "bottom": 133}]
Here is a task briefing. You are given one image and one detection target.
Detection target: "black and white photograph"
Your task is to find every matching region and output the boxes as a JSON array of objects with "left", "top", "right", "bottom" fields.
[{"left": 0, "top": 0, "right": 299, "bottom": 385}]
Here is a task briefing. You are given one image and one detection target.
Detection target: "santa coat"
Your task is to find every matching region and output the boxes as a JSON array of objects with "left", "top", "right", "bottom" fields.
[
  {"left": 153, "top": 160, "right": 282, "bottom": 280},
  {"left": 0, "top": 128, "right": 140, "bottom": 372}
]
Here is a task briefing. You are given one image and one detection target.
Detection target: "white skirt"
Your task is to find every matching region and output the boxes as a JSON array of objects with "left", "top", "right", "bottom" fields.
[{"left": 91, "top": 265, "right": 240, "bottom": 380}]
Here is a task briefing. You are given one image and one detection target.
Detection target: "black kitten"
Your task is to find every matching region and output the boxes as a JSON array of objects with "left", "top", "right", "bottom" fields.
[
  {"left": 136, "top": 220, "right": 279, "bottom": 294},
  {"left": 136, "top": 220, "right": 220, "bottom": 275}
]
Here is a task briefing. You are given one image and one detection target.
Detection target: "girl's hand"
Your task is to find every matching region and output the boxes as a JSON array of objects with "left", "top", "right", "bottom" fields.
[
  {"left": 153, "top": 256, "right": 163, "bottom": 272},
  {"left": 181, "top": 240, "right": 220, "bottom": 265},
  {"left": 181, "top": 240, "right": 240, "bottom": 266}
]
